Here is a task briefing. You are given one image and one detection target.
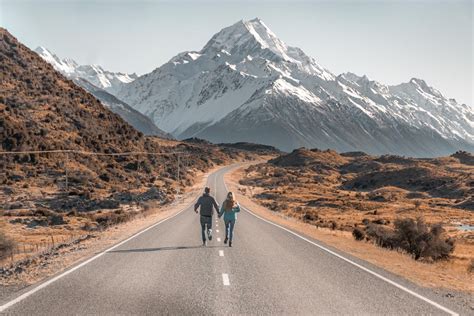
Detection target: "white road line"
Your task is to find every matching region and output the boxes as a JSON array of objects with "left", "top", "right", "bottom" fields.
[
  {"left": 217, "top": 237, "right": 221, "bottom": 242},
  {"left": 222, "top": 273, "right": 230, "bottom": 286},
  {"left": 0, "top": 168, "right": 225, "bottom": 313},
  {"left": 219, "top": 250, "right": 224, "bottom": 257},
  {"left": 216, "top": 229, "right": 219, "bottom": 233},
  {"left": 214, "top": 172, "right": 217, "bottom": 197},
  {"left": 221, "top": 168, "right": 459, "bottom": 316}
]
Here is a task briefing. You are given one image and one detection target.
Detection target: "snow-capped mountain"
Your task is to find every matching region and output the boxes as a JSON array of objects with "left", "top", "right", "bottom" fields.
[
  {"left": 35, "top": 47, "right": 137, "bottom": 93},
  {"left": 116, "top": 18, "right": 473, "bottom": 156},
  {"left": 35, "top": 47, "right": 170, "bottom": 137}
]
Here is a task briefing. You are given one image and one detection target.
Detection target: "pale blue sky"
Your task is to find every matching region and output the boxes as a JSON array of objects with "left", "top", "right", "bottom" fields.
[{"left": 1, "top": 0, "right": 472, "bottom": 106}]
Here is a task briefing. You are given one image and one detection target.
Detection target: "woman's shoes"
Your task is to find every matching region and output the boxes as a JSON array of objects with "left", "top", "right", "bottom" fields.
[{"left": 224, "top": 237, "right": 228, "bottom": 244}]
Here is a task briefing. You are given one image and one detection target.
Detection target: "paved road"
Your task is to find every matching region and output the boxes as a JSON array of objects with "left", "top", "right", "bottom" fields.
[{"left": 0, "top": 165, "right": 464, "bottom": 315}]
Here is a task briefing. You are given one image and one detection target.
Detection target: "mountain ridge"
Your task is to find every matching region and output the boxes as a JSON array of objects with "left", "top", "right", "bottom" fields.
[
  {"left": 34, "top": 47, "right": 170, "bottom": 137},
  {"left": 94, "top": 19, "right": 474, "bottom": 156},
  {"left": 34, "top": 46, "right": 137, "bottom": 93}
]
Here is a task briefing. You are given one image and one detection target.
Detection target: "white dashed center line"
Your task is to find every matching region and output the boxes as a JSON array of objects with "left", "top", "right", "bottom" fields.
[
  {"left": 217, "top": 237, "right": 221, "bottom": 242},
  {"left": 222, "top": 273, "right": 230, "bottom": 286},
  {"left": 219, "top": 250, "right": 224, "bottom": 257},
  {"left": 216, "top": 229, "right": 219, "bottom": 233}
]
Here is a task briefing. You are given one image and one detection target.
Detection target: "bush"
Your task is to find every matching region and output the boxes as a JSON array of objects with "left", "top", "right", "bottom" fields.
[
  {"left": 468, "top": 260, "right": 474, "bottom": 273},
  {"left": 302, "top": 212, "right": 318, "bottom": 222},
  {"left": 393, "top": 218, "right": 454, "bottom": 260},
  {"left": 366, "top": 223, "right": 397, "bottom": 249},
  {"left": 0, "top": 231, "right": 15, "bottom": 257},
  {"left": 365, "top": 218, "right": 455, "bottom": 261},
  {"left": 352, "top": 228, "right": 365, "bottom": 241}
]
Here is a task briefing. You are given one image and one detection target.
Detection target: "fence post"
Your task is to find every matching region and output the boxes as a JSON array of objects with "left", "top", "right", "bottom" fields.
[
  {"left": 177, "top": 154, "right": 180, "bottom": 198},
  {"left": 65, "top": 152, "right": 69, "bottom": 193}
]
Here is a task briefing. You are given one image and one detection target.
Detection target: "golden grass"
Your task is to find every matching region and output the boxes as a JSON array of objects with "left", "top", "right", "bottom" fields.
[{"left": 226, "top": 163, "right": 474, "bottom": 294}]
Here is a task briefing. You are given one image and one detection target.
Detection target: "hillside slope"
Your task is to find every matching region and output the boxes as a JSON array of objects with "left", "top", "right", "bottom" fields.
[
  {"left": 34, "top": 47, "right": 168, "bottom": 137},
  {"left": 73, "top": 78, "right": 172, "bottom": 138},
  {"left": 0, "top": 27, "right": 243, "bottom": 202}
]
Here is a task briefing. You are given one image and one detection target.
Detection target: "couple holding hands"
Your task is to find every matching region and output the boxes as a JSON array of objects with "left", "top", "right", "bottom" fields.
[{"left": 194, "top": 187, "right": 240, "bottom": 247}]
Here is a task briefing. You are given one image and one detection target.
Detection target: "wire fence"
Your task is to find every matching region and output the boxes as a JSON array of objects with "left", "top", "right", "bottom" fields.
[
  {"left": 0, "top": 149, "right": 191, "bottom": 193},
  {"left": 0, "top": 149, "right": 193, "bottom": 264}
]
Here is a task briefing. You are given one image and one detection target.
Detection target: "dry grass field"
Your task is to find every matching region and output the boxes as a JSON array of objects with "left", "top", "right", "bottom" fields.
[{"left": 232, "top": 149, "right": 474, "bottom": 293}]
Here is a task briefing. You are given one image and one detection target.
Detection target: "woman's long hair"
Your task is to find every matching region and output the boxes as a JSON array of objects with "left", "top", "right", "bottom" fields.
[{"left": 223, "top": 192, "right": 236, "bottom": 211}]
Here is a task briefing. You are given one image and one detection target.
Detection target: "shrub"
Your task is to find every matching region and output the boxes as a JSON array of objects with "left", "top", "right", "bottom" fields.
[
  {"left": 366, "top": 223, "right": 397, "bottom": 249},
  {"left": 302, "top": 212, "right": 318, "bottom": 222},
  {"left": 468, "top": 260, "right": 474, "bottom": 273},
  {"left": 352, "top": 228, "right": 365, "bottom": 241},
  {"left": 393, "top": 218, "right": 454, "bottom": 261},
  {"left": 0, "top": 230, "right": 15, "bottom": 257},
  {"left": 365, "top": 218, "right": 455, "bottom": 261},
  {"left": 95, "top": 212, "right": 131, "bottom": 228}
]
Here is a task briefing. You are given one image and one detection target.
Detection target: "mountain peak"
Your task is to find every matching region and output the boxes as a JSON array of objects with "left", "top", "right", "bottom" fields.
[
  {"left": 116, "top": 19, "right": 473, "bottom": 156},
  {"left": 36, "top": 47, "right": 137, "bottom": 92},
  {"left": 407, "top": 77, "right": 443, "bottom": 98},
  {"left": 35, "top": 46, "right": 78, "bottom": 74},
  {"left": 409, "top": 77, "right": 427, "bottom": 86},
  {"left": 34, "top": 46, "right": 50, "bottom": 54},
  {"left": 201, "top": 18, "right": 292, "bottom": 61}
]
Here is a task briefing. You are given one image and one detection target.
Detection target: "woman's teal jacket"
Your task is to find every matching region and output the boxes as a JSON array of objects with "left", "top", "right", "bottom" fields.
[{"left": 219, "top": 203, "right": 240, "bottom": 221}]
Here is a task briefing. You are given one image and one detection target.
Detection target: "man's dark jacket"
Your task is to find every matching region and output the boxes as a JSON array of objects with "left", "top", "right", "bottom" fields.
[{"left": 195, "top": 193, "right": 219, "bottom": 217}]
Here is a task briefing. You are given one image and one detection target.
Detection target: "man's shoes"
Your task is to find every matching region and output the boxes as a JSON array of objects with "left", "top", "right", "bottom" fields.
[
  {"left": 208, "top": 235, "right": 212, "bottom": 241},
  {"left": 202, "top": 240, "right": 207, "bottom": 246},
  {"left": 224, "top": 237, "right": 228, "bottom": 244},
  {"left": 229, "top": 241, "right": 232, "bottom": 247}
]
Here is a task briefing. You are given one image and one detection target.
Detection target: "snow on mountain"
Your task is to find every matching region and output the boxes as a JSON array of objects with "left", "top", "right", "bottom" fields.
[
  {"left": 73, "top": 78, "right": 172, "bottom": 138},
  {"left": 35, "top": 47, "right": 170, "bottom": 137},
  {"left": 116, "top": 18, "right": 473, "bottom": 156},
  {"left": 34, "top": 47, "right": 137, "bottom": 93},
  {"left": 34, "top": 46, "right": 78, "bottom": 75}
]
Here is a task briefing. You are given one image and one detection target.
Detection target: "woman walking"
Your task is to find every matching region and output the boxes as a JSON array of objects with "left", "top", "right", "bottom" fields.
[{"left": 219, "top": 192, "right": 240, "bottom": 247}]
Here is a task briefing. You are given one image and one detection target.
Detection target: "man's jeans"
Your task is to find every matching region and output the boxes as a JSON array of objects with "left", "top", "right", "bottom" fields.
[
  {"left": 200, "top": 215, "right": 212, "bottom": 242},
  {"left": 224, "top": 220, "right": 235, "bottom": 241}
]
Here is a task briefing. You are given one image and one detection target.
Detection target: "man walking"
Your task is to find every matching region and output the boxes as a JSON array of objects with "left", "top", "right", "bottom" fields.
[{"left": 194, "top": 187, "right": 219, "bottom": 246}]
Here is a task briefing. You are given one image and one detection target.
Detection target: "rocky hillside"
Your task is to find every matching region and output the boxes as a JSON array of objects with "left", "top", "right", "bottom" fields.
[
  {"left": 34, "top": 47, "right": 168, "bottom": 137},
  {"left": 0, "top": 27, "right": 248, "bottom": 209}
]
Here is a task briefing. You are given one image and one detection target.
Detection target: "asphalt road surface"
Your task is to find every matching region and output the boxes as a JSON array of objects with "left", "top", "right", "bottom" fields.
[{"left": 0, "top": 165, "right": 465, "bottom": 315}]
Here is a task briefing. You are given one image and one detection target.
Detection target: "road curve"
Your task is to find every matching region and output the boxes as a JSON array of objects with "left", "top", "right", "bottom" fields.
[{"left": 0, "top": 164, "right": 464, "bottom": 315}]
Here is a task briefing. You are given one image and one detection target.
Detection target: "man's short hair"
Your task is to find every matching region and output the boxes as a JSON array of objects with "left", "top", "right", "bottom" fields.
[{"left": 204, "top": 187, "right": 210, "bottom": 194}]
